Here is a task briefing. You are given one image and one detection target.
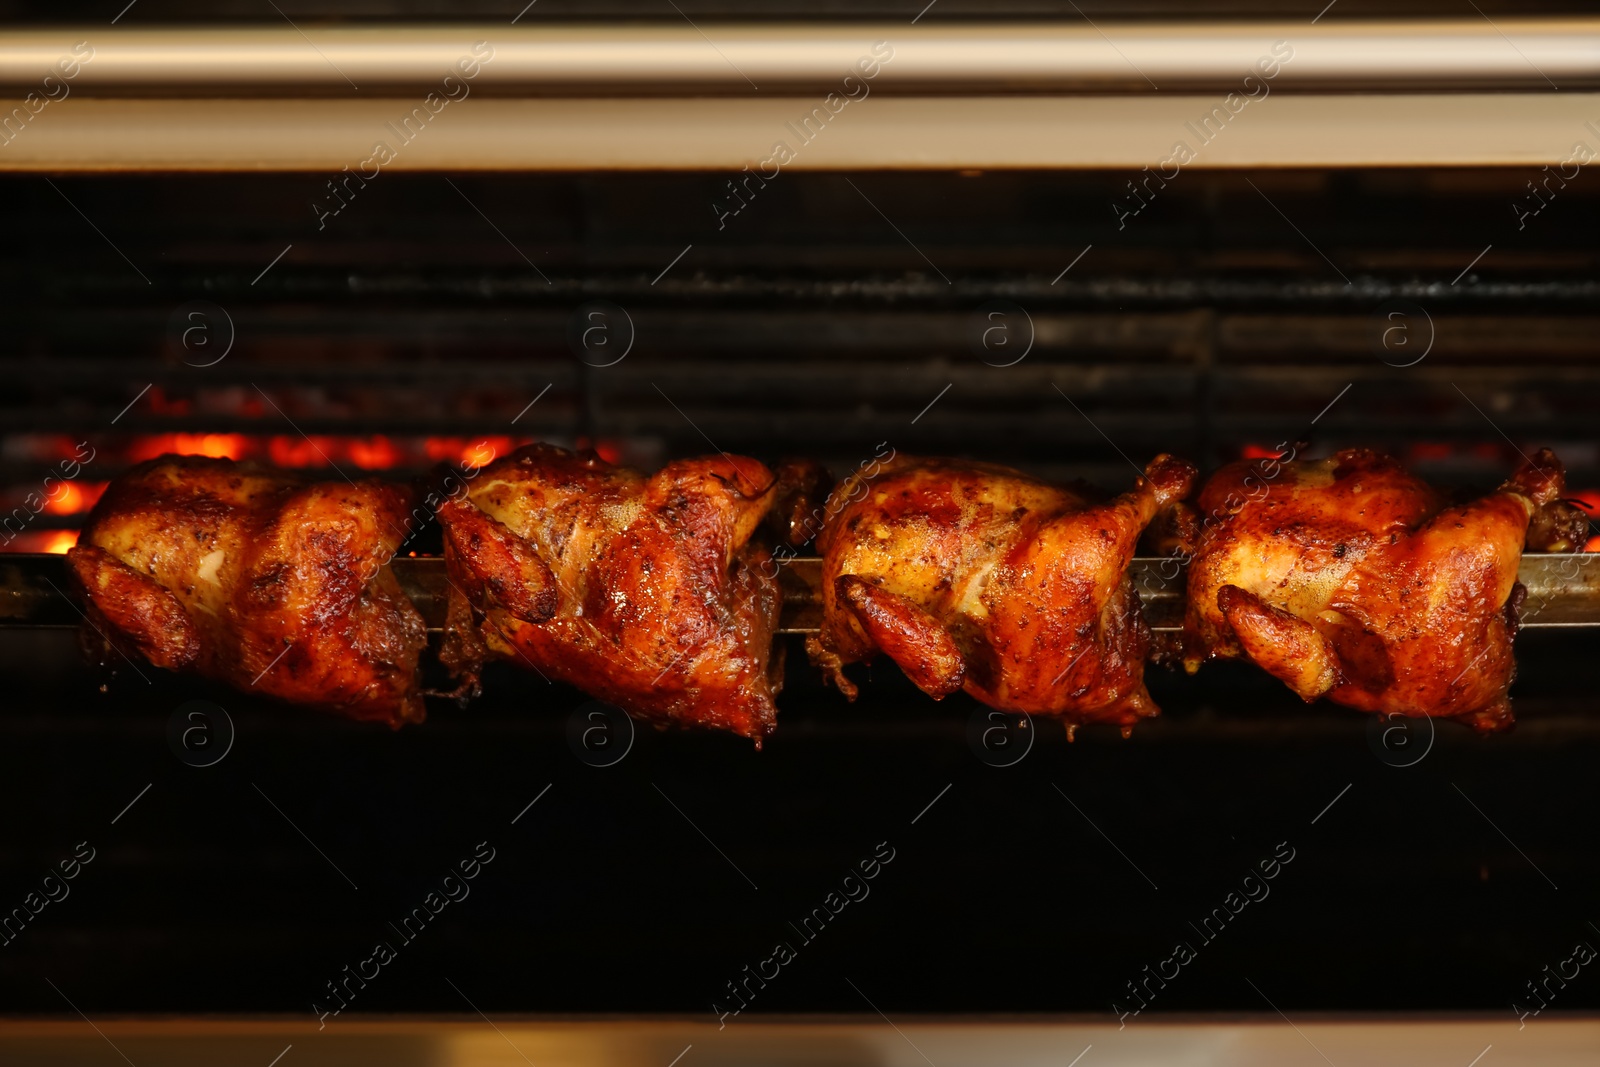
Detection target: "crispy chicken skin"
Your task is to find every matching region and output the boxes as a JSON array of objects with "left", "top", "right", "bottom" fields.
[
  {"left": 438, "top": 444, "right": 790, "bottom": 743},
  {"left": 807, "top": 454, "right": 1196, "bottom": 732},
  {"left": 66, "top": 455, "right": 427, "bottom": 726},
  {"left": 1181, "top": 447, "right": 1584, "bottom": 731}
]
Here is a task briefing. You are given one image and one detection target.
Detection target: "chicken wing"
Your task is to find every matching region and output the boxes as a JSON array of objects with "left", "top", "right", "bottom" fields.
[
  {"left": 807, "top": 454, "right": 1196, "bottom": 733},
  {"left": 66, "top": 455, "right": 426, "bottom": 726},
  {"left": 1181, "top": 447, "right": 1585, "bottom": 731},
  {"left": 438, "top": 444, "right": 791, "bottom": 743}
]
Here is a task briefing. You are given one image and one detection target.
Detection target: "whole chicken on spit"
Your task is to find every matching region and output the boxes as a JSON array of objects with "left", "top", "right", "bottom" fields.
[
  {"left": 66, "top": 455, "right": 427, "bottom": 726},
  {"left": 438, "top": 444, "right": 810, "bottom": 744},
  {"left": 808, "top": 453, "right": 1196, "bottom": 734},
  {"left": 1181, "top": 447, "right": 1586, "bottom": 731}
]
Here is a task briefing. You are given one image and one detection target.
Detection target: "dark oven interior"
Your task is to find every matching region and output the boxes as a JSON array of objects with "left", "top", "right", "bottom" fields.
[{"left": 1, "top": 168, "right": 1598, "bottom": 1020}]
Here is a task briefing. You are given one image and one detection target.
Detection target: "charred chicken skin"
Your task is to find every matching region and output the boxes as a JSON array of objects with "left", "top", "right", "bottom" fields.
[
  {"left": 807, "top": 454, "right": 1196, "bottom": 732},
  {"left": 66, "top": 455, "right": 427, "bottom": 727},
  {"left": 1181, "top": 448, "right": 1585, "bottom": 731},
  {"left": 438, "top": 444, "right": 792, "bottom": 743}
]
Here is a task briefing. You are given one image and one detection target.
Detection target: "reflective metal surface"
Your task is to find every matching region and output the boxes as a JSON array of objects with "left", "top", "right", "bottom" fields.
[
  {"left": 3, "top": 21, "right": 1596, "bottom": 170},
  {"left": 3, "top": 22, "right": 1598, "bottom": 94},
  {"left": 6, "top": 94, "right": 1600, "bottom": 171},
  {"left": 1, "top": 1018, "right": 1597, "bottom": 1066}
]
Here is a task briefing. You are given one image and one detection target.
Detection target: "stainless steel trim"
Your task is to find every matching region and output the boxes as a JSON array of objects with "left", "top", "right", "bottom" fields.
[
  {"left": 3, "top": 93, "right": 1597, "bottom": 171},
  {"left": 2, "top": 21, "right": 1598, "bottom": 95},
  {"left": 0, "top": 1017, "right": 1595, "bottom": 1067}
]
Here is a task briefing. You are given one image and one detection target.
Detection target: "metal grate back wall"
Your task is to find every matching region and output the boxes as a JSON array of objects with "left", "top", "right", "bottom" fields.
[{"left": 4, "top": 169, "right": 1600, "bottom": 539}]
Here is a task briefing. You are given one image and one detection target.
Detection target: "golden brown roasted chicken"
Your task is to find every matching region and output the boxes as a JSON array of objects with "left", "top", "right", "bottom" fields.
[
  {"left": 438, "top": 444, "right": 796, "bottom": 743},
  {"left": 1181, "top": 448, "right": 1585, "bottom": 731},
  {"left": 66, "top": 455, "right": 427, "bottom": 726},
  {"left": 807, "top": 454, "right": 1196, "bottom": 733}
]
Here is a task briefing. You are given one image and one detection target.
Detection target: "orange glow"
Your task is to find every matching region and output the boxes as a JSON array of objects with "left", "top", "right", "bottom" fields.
[
  {"left": 424, "top": 437, "right": 517, "bottom": 469},
  {"left": 185, "top": 433, "right": 245, "bottom": 460},
  {"left": 46, "top": 435, "right": 87, "bottom": 462},
  {"left": 0, "top": 530, "right": 78, "bottom": 554},
  {"left": 39, "top": 480, "right": 106, "bottom": 516},
  {"left": 91, "top": 433, "right": 553, "bottom": 472},
  {"left": 130, "top": 433, "right": 246, "bottom": 462},
  {"left": 1570, "top": 492, "right": 1600, "bottom": 552},
  {"left": 42, "top": 530, "right": 77, "bottom": 554},
  {"left": 574, "top": 438, "right": 624, "bottom": 464},
  {"left": 42, "top": 482, "right": 85, "bottom": 516},
  {"left": 267, "top": 435, "right": 336, "bottom": 468},
  {"left": 1239, "top": 443, "right": 1284, "bottom": 460},
  {"left": 461, "top": 440, "right": 500, "bottom": 469},
  {"left": 347, "top": 436, "right": 404, "bottom": 470},
  {"left": 127, "top": 436, "right": 167, "bottom": 462},
  {"left": 1568, "top": 490, "right": 1600, "bottom": 516},
  {"left": 424, "top": 437, "right": 462, "bottom": 463}
]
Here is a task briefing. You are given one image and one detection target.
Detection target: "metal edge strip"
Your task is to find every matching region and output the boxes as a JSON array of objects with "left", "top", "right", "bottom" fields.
[
  {"left": 2, "top": 21, "right": 1598, "bottom": 94},
  {"left": 3, "top": 94, "right": 1599, "bottom": 171}
]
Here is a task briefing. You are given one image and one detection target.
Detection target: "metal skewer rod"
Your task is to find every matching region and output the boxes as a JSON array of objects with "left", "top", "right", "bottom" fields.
[{"left": 6, "top": 553, "right": 1598, "bottom": 634}]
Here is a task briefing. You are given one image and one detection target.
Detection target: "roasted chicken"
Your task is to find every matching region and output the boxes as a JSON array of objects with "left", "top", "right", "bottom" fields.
[
  {"left": 438, "top": 444, "right": 797, "bottom": 743},
  {"left": 1181, "top": 448, "right": 1585, "bottom": 731},
  {"left": 66, "top": 455, "right": 427, "bottom": 726},
  {"left": 807, "top": 454, "right": 1196, "bottom": 733}
]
